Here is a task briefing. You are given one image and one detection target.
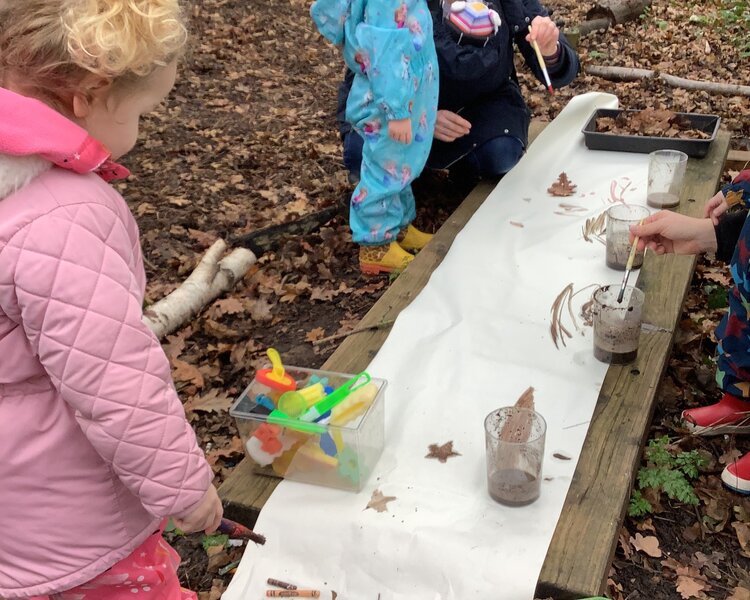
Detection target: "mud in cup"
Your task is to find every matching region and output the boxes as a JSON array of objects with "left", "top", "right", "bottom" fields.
[
  {"left": 592, "top": 285, "right": 645, "bottom": 364},
  {"left": 606, "top": 205, "right": 650, "bottom": 270},
  {"left": 647, "top": 149, "right": 688, "bottom": 209},
  {"left": 484, "top": 407, "right": 546, "bottom": 506}
]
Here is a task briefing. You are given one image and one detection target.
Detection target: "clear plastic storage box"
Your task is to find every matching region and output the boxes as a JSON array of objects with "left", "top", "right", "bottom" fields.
[{"left": 229, "top": 366, "right": 386, "bottom": 492}]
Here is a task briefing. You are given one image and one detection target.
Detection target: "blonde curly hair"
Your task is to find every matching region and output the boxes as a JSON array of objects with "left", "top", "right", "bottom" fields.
[{"left": 0, "top": 0, "right": 187, "bottom": 109}]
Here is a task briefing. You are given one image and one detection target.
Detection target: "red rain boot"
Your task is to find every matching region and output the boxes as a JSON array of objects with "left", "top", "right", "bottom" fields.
[
  {"left": 682, "top": 393, "right": 750, "bottom": 436},
  {"left": 722, "top": 452, "right": 750, "bottom": 495}
]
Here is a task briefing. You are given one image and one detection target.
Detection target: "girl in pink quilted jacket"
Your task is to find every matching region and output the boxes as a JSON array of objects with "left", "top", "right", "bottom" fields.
[{"left": 0, "top": 2, "right": 223, "bottom": 598}]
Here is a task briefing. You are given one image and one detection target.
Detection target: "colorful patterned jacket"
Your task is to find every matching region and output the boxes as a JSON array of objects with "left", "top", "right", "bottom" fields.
[{"left": 713, "top": 170, "right": 750, "bottom": 396}]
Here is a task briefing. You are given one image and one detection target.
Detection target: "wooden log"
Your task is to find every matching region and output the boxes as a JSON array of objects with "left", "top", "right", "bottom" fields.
[
  {"left": 586, "top": 0, "right": 651, "bottom": 24},
  {"left": 143, "top": 240, "right": 256, "bottom": 340},
  {"left": 727, "top": 149, "right": 750, "bottom": 171},
  {"left": 574, "top": 0, "right": 650, "bottom": 39},
  {"left": 586, "top": 65, "right": 750, "bottom": 97},
  {"left": 232, "top": 205, "right": 340, "bottom": 256},
  {"left": 576, "top": 18, "right": 612, "bottom": 37}
]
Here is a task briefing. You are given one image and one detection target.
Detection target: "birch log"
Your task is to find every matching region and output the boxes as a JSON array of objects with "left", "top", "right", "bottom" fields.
[
  {"left": 586, "top": 65, "right": 750, "bottom": 97},
  {"left": 143, "top": 239, "right": 257, "bottom": 339},
  {"left": 576, "top": 0, "right": 651, "bottom": 38},
  {"left": 585, "top": 0, "right": 651, "bottom": 24}
]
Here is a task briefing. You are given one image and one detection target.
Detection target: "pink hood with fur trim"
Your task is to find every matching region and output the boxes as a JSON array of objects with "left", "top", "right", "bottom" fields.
[{"left": 0, "top": 88, "right": 212, "bottom": 598}]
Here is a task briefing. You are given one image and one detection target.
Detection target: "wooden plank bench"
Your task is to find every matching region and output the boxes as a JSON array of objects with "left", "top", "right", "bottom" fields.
[{"left": 219, "top": 124, "right": 731, "bottom": 598}]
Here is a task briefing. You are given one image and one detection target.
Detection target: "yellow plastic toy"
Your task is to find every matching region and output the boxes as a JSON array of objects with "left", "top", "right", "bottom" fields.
[
  {"left": 330, "top": 382, "right": 379, "bottom": 426},
  {"left": 256, "top": 348, "right": 296, "bottom": 393}
]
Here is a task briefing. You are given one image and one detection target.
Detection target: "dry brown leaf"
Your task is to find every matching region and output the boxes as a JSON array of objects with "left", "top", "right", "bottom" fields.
[
  {"left": 205, "top": 436, "right": 244, "bottom": 466},
  {"left": 547, "top": 172, "right": 577, "bottom": 197},
  {"left": 661, "top": 557, "right": 684, "bottom": 573},
  {"left": 720, "top": 447, "right": 743, "bottom": 465},
  {"left": 246, "top": 296, "right": 274, "bottom": 322},
  {"left": 425, "top": 441, "right": 461, "bottom": 463},
  {"left": 187, "top": 228, "right": 217, "bottom": 248},
  {"left": 636, "top": 517, "right": 656, "bottom": 533},
  {"left": 136, "top": 202, "right": 157, "bottom": 217},
  {"left": 184, "top": 389, "right": 233, "bottom": 414},
  {"left": 162, "top": 331, "right": 189, "bottom": 361},
  {"left": 305, "top": 327, "right": 326, "bottom": 342},
  {"left": 733, "top": 521, "right": 750, "bottom": 553},
  {"left": 203, "top": 319, "right": 241, "bottom": 340},
  {"left": 726, "top": 190, "right": 744, "bottom": 208},
  {"left": 206, "top": 545, "right": 231, "bottom": 573},
  {"left": 691, "top": 551, "right": 724, "bottom": 580},
  {"left": 735, "top": 497, "right": 750, "bottom": 523},
  {"left": 675, "top": 566, "right": 709, "bottom": 599},
  {"left": 499, "top": 387, "right": 535, "bottom": 443},
  {"left": 631, "top": 532, "right": 662, "bottom": 557},
  {"left": 172, "top": 358, "right": 205, "bottom": 388},
  {"left": 682, "top": 522, "right": 702, "bottom": 543},
  {"left": 365, "top": 489, "right": 397, "bottom": 513},
  {"left": 596, "top": 109, "right": 710, "bottom": 140},
  {"left": 212, "top": 297, "right": 245, "bottom": 316},
  {"left": 728, "top": 587, "right": 750, "bottom": 600}
]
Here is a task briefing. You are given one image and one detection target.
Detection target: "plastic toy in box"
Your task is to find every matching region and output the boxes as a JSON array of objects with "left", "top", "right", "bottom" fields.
[{"left": 230, "top": 364, "right": 386, "bottom": 492}]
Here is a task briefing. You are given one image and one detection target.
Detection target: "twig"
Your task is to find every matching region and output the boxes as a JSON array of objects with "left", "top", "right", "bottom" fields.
[
  {"left": 586, "top": 65, "right": 750, "bottom": 97},
  {"left": 312, "top": 319, "right": 395, "bottom": 346},
  {"left": 694, "top": 504, "right": 705, "bottom": 541}
]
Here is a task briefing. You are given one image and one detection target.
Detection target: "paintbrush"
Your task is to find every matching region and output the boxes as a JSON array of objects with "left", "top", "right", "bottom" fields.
[
  {"left": 617, "top": 229, "right": 642, "bottom": 303},
  {"left": 530, "top": 39, "right": 554, "bottom": 95}
]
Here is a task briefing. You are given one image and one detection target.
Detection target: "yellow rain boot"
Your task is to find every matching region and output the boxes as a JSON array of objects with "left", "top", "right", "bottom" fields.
[
  {"left": 359, "top": 242, "right": 414, "bottom": 275},
  {"left": 398, "top": 224, "right": 433, "bottom": 252}
]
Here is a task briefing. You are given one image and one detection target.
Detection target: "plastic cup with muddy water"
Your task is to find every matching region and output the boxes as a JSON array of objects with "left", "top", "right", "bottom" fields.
[
  {"left": 606, "top": 205, "right": 651, "bottom": 270},
  {"left": 484, "top": 407, "right": 546, "bottom": 506},
  {"left": 592, "top": 284, "right": 645, "bottom": 364},
  {"left": 647, "top": 149, "right": 688, "bottom": 208}
]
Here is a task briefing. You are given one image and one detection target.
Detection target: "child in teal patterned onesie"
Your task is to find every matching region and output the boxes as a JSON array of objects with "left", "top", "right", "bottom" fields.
[{"left": 311, "top": 0, "right": 439, "bottom": 274}]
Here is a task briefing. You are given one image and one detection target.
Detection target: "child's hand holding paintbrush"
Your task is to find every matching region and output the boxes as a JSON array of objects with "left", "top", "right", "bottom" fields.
[
  {"left": 629, "top": 211, "right": 718, "bottom": 257},
  {"left": 525, "top": 16, "right": 562, "bottom": 95}
]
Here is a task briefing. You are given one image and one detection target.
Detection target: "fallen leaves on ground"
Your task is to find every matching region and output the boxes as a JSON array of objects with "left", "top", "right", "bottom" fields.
[
  {"left": 631, "top": 532, "right": 662, "bottom": 558},
  {"left": 184, "top": 389, "right": 234, "bottom": 414},
  {"left": 675, "top": 567, "right": 709, "bottom": 599}
]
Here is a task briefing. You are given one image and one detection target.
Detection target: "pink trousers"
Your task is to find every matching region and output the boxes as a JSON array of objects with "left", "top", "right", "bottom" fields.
[{"left": 30, "top": 527, "right": 196, "bottom": 600}]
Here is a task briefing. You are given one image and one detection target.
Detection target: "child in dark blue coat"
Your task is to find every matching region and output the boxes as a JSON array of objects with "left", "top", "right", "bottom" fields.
[{"left": 338, "top": 0, "right": 580, "bottom": 184}]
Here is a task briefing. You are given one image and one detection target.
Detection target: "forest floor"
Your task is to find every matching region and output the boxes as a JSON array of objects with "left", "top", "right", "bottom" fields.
[{"left": 122, "top": 0, "right": 750, "bottom": 597}]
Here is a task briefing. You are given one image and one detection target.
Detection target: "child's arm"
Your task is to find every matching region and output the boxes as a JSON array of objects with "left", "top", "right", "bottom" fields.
[
  {"left": 311, "top": 0, "right": 350, "bottom": 45},
  {"left": 0, "top": 203, "right": 213, "bottom": 522},
  {"left": 704, "top": 170, "right": 750, "bottom": 225},
  {"left": 355, "top": 24, "right": 417, "bottom": 126}
]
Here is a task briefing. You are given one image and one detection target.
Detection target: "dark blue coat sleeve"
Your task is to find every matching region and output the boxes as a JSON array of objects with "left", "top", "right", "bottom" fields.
[{"left": 510, "top": 0, "right": 579, "bottom": 88}]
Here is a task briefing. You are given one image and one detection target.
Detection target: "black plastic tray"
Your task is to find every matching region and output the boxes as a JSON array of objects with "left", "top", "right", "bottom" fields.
[{"left": 581, "top": 109, "right": 721, "bottom": 158}]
